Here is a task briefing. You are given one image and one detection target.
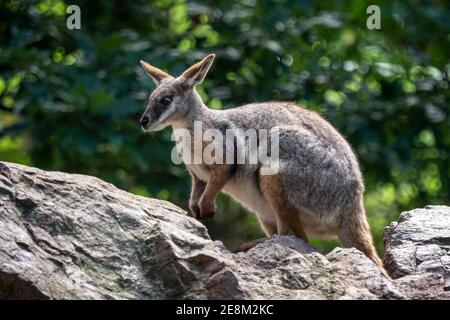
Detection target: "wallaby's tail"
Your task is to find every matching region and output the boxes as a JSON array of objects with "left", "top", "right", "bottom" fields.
[{"left": 337, "top": 200, "right": 388, "bottom": 276}]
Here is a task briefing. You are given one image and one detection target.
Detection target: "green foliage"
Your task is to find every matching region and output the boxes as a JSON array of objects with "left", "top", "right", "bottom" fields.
[{"left": 1, "top": 0, "right": 449, "bottom": 252}]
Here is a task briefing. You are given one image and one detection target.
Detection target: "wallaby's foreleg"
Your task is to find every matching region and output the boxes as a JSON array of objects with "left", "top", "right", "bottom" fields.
[
  {"left": 259, "top": 174, "right": 309, "bottom": 243},
  {"left": 189, "top": 171, "right": 206, "bottom": 218},
  {"left": 198, "top": 167, "right": 230, "bottom": 220}
]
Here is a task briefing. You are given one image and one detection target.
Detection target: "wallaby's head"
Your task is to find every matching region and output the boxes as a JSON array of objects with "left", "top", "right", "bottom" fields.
[{"left": 139, "top": 54, "right": 215, "bottom": 131}]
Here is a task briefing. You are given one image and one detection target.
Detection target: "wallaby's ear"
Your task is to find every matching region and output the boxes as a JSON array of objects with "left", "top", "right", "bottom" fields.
[
  {"left": 180, "top": 54, "right": 215, "bottom": 89},
  {"left": 140, "top": 60, "right": 172, "bottom": 86}
]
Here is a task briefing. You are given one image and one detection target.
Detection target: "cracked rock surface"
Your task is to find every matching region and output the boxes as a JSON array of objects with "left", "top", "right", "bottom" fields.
[
  {"left": 0, "top": 162, "right": 449, "bottom": 299},
  {"left": 384, "top": 205, "right": 450, "bottom": 292}
]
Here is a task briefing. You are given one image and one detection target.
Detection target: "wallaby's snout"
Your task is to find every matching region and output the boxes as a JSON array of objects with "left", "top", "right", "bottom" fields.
[
  {"left": 139, "top": 115, "right": 150, "bottom": 130},
  {"left": 139, "top": 90, "right": 175, "bottom": 132}
]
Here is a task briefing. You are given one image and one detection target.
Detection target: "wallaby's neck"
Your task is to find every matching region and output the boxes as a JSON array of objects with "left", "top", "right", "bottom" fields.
[{"left": 172, "top": 90, "right": 216, "bottom": 130}]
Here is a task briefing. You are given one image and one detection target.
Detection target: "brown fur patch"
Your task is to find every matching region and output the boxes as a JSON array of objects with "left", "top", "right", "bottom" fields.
[
  {"left": 260, "top": 174, "right": 308, "bottom": 242},
  {"left": 198, "top": 164, "right": 231, "bottom": 219}
]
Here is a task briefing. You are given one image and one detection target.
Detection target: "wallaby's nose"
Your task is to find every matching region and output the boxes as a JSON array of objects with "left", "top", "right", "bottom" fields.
[{"left": 140, "top": 116, "right": 149, "bottom": 128}]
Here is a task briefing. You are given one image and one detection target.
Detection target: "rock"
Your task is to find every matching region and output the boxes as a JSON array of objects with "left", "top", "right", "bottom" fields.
[
  {"left": 384, "top": 205, "right": 450, "bottom": 293},
  {"left": 0, "top": 161, "right": 449, "bottom": 299}
]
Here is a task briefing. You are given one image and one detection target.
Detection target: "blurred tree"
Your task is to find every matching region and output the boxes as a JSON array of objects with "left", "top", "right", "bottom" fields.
[{"left": 1, "top": 0, "right": 449, "bottom": 252}]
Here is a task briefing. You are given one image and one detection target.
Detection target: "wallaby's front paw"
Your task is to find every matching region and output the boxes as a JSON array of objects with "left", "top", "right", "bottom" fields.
[
  {"left": 198, "top": 210, "right": 215, "bottom": 220},
  {"left": 189, "top": 202, "right": 201, "bottom": 218},
  {"left": 198, "top": 200, "right": 216, "bottom": 220}
]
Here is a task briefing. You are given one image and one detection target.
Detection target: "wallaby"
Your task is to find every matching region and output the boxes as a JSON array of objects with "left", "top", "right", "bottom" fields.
[{"left": 139, "top": 54, "right": 385, "bottom": 270}]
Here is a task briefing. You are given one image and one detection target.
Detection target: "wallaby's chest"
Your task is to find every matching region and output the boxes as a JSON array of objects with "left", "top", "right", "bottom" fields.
[
  {"left": 174, "top": 128, "right": 209, "bottom": 181},
  {"left": 176, "top": 127, "right": 225, "bottom": 182}
]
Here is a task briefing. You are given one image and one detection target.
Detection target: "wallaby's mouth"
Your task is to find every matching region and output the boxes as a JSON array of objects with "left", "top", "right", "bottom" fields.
[
  {"left": 140, "top": 122, "right": 157, "bottom": 132},
  {"left": 141, "top": 106, "right": 177, "bottom": 132},
  {"left": 140, "top": 118, "right": 167, "bottom": 132}
]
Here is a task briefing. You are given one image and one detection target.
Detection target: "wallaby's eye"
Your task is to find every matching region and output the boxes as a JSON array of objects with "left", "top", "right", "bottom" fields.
[{"left": 160, "top": 96, "right": 172, "bottom": 107}]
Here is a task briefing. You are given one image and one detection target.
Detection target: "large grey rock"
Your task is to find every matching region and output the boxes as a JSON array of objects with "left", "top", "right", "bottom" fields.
[
  {"left": 384, "top": 205, "right": 450, "bottom": 291},
  {"left": 0, "top": 161, "right": 449, "bottom": 299}
]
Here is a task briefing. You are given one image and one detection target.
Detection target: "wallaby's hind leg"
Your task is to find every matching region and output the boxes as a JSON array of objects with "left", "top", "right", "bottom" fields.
[
  {"left": 338, "top": 203, "right": 384, "bottom": 270},
  {"left": 233, "top": 237, "right": 268, "bottom": 253},
  {"left": 259, "top": 174, "right": 309, "bottom": 243},
  {"left": 260, "top": 219, "right": 277, "bottom": 236}
]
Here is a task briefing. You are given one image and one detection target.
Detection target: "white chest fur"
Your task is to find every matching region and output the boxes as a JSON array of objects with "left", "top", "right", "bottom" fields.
[{"left": 223, "top": 177, "right": 276, "bottom": 225}]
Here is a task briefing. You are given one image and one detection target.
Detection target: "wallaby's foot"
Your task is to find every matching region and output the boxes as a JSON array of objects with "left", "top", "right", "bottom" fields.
[
  {"left": 189, "top": 203, "right": 200, "bottom": 218},
  {"left": 233, "top": 237, "right": 269, "bottom": 253},
  {"left": 197, "top": 211, "right": 215, "bottom": 221},
  {"left": 199, "top": 198, "right": 216, "bottom": 220},
  {"left": 190, "top": 202, "right": 215, "bottom": 220}
]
